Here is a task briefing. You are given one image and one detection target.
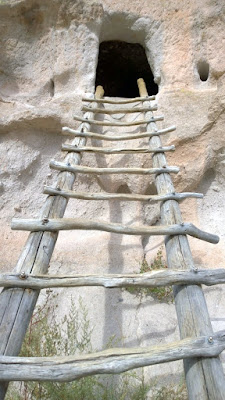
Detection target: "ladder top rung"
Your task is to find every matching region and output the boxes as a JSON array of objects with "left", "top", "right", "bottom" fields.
[
  {"left": 82, "top": 95, "right": 156, "bottom": 104},
  {"left": 81, "top": 105, "right": 157, "bottom": 114}
]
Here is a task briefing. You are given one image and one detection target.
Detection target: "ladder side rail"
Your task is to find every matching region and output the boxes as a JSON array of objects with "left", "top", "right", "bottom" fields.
[
  {"left": 0, "top": 86, "right": 104, "bottom": 400},
  {"left": 137, "top": 78, "right": 225, "bottom": 399}
]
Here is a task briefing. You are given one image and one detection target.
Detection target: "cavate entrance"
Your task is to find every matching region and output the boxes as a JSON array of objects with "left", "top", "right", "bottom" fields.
[{"left": 95, "top": 41, "right": 158, "bottom": 97}]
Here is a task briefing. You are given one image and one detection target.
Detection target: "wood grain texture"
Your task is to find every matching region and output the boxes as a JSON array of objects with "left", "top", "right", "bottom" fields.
[
  {"left": 0, "top": 331, "right": 224, "bottom": 382},
  {"left": 49, "top": 160, "right": 180, "bottom": 175},
  {"left": 62, "top": 125, "right": 176, "bottom": 141},
  {"left": 73, "top": 114, "right": 164, "bottom": 126},
  {"left": 43, "top": 186, "right": 203, "bottom": 202},
  {"left": 61, "top": 144, "right": 175, "bottom": 154},
  {"left": 137, "top": 78, "right": 225, "bottom": 399},
  {"left": 0, "top": 269, "right": 225, "bottom": 289},
  {"left": 81, "top": 105, "right": 157, "bottom": 114},
  {"left": 11, "top": 218, "right": 219, "bottom": 244},
  {"left": 82, "top": 95, "right": 155, "bottom": 104}
]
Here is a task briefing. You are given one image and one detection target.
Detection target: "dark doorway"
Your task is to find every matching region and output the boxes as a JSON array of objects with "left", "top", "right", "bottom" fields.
[{"left": 95, "top": 41, "right": 158, "bottom": 97}]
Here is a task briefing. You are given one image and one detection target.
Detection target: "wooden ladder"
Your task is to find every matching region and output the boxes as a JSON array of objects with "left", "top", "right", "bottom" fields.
[{"left": 0, "top": 79, "right": 225, "bottom": 399}]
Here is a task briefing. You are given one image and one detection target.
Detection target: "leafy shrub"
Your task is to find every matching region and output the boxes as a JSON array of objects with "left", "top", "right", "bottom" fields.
[
  {"left": 6, "top": 285, "right": 185, "bottom": 399},
  {"left": 126, "top": 248, "right": 173, "bottom": 302},
  {"left": 6, "top": 292, "right": 150, "bottom": 400},
  {"left": 152, "top": 383, "right": 188, "bottom": 399}
]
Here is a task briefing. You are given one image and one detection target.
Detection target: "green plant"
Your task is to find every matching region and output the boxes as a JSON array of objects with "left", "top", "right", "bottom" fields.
[
  {"left": 5, "top": 290, "right": 187, "bottom": 400},
  {"left": 126, "top": 248, "right": 173, "bottom": 302},
  {"left": 152, "top": 382, "right": 188, "bottom": 399},
  {"left": 97, "top": 372, "right": 150, "bottom": 400},
  {"left": 6, "top": 292, "right": 150, "bottom": 400}
]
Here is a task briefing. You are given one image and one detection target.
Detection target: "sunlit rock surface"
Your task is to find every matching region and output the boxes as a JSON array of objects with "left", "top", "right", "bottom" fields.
[{"left": 0, "top": 0, "right": 225, "bottom": 386}]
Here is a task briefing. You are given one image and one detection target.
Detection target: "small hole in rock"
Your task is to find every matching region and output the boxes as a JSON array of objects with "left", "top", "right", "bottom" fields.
[
  {"left": 197, "top": 61, "right": 209, "bottom": 82},
  {"left": 50, "top": 79, "right": 55, "bottom": 97},
  {"left": 95, "top": 41, "right": 158, "bottom": 97}
]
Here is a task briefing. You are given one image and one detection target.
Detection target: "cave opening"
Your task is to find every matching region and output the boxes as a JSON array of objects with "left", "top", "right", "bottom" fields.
[{"left": 95, "top": 41, "right": 158, "bottom": 98}]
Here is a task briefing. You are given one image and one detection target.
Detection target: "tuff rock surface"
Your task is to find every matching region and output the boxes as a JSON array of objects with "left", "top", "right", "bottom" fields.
[{"left": 0, "top": 0, "right": 225, "bottom": 389}]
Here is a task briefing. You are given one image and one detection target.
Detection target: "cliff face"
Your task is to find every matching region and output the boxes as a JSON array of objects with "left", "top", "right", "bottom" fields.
[{"left": 0, "top": 0, "right": 225, "bottom": 383}]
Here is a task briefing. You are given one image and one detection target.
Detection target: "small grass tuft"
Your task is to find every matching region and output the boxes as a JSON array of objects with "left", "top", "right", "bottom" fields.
[
  {"left": 5, "top": 292, "right": 150, "bottom": 400},
  {"left": 152, "top": 382, "right": 188, "bottom": 399},
  {"left": 126, "top": 248, "right": 173, "bottom": 302},
  {"left": 5, "top": 290, "right": 187, "bottom": 400}
]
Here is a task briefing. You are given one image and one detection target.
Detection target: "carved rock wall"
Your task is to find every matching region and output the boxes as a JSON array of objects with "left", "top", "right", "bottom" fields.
[{"left": 0, "top": 0, "right": 225, "bottom": 386}]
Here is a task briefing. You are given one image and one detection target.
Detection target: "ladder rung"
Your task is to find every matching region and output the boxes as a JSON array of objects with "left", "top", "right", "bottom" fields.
[
  {"left": 74, "top": 115, "right": 164, "bottom": 127},
  {"left": 82, "top": 95, "right": 156, "bottom": 104},
  {"left": 81, "top": 105, "right": 157, "bottom": 114},
  {"left": 62, "top": 125, "right": 176, "bottom": 141},
  {"left": 11, "top": 219, "right": 219, "bottom": 244},
  {"left": 1, "top": 268, "right": 224, "bottom": 289},
  {"left": 49, "top": 160, "right": 180, "bottom": 175},
  {"left": 0, "top": 331, "right": 224, "bottom": 381},
  {"left": 43, "top": 186, "right": 203, "bottom": 202},
  {"left": 61, "top": 144, "right": 175, "bottom": 154}
]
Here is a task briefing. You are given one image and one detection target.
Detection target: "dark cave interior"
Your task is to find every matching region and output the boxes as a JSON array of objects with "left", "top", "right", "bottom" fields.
[{"left": 95, "top": 41, "right": 158, "bottom": 97}]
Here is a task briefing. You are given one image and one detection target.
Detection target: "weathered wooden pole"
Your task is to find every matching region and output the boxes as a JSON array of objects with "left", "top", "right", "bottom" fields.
[
  {"left": 82, "top": 94, "right": 156, "bottom": 103},
  {"left": 61, "top": 143, "right": 175, "bottom": 153},
  {"left": 137, "top": 78, "right": 225, "bottom": 399},
  {"left": 62, "top": 124, "right": 176, "bottom": 141},
  {"left": 0, "top": 331, "right": 225, "bottom": 382},
  {"left": 73, "top": 113, "right": 164, "bottom": 126},
  {"left": 49, "top": 160, "right": 180, "bottom": 175},
  {"left": 0, "top": 86, "right": 104, "bottom": 399},
  {"left": 43, "top": 186, "right": 203, "bottom": 202},
  {"left": 0, "top": 268, "right": 225, "bottom": 289},
  {"left": 81, "top": 104, "right": 158, "bottom": 113},
  {"left": 11, "top": 219, "right": 219, "bottom": 244}
]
